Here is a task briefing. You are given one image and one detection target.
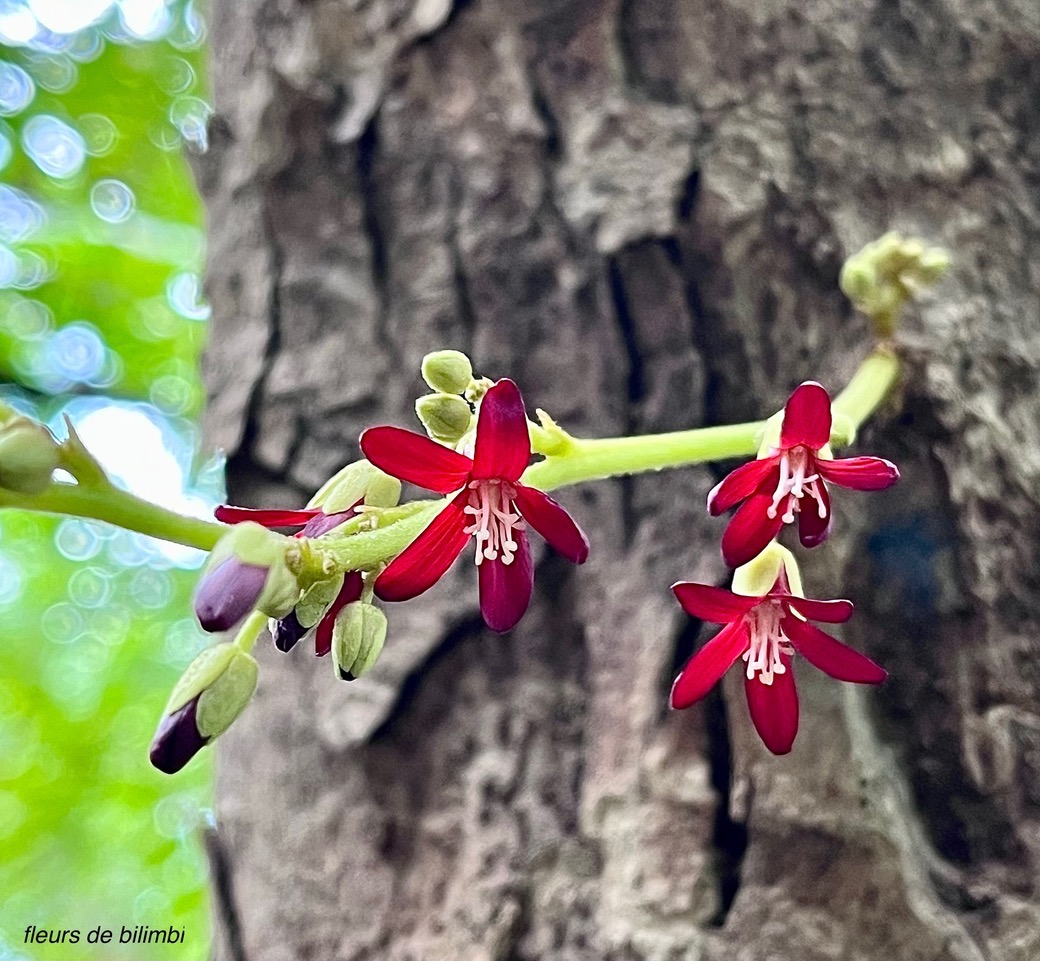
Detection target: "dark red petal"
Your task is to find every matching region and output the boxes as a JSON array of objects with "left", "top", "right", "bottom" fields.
[
  {"left": 672, "top": 582, "right": 760, "bottom": 624},
  {"left": 374, "top": 493, "right": 470, "bottom": 602},
  {"left": 314, "top": 571, "right": 364, "bottom": 657},
  {"left": 720, "top": 492, "right": 785, "bottom": 568},
  {"left": 744, "top": 655, "right": 799, "bottom": 755},
  {"left": 360, "top": 426, "right": 472, "bottom": 494},
  {"left": 797, "top": 481, "right": 832, "bottom": 549},
  {"left": 513, "top": 484, "right": 589, "bottom": 564},
  {"left": 783, "top": 596, "right": 854, "bottom": 624},
  {"left": 214, "top": 505, "right": 321, "bottom": 527},
  {"left": 817, "top": 456, "right": 900, "bottom": 491},
  {"left": 478, "top": 529, "right": 534, "bottom": 633},
  {"left": 471, "top": 379, "right": 531, "bottom": 482},
  {"left": 194, "top": 559, "right": 268, "bottom": 633},
  {"left": 669, "top": 620, "right": 749, "bottom": 710},
  {"left": 782, "top": 616, "right": 887, "bottom": 684},
  {"left": 707, "top": 458, "right": 780, "bottom": 516},
  {"left": 149, "top": 697, "right": 208, "bottom": 774},
  {"left": 780, "top": 381, "right": 832, "bottom": 451}
]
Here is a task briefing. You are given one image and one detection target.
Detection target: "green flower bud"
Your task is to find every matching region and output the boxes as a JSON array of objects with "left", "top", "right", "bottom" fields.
[
  {"left": 165, "top": 642, "right": 239, "bottom": 715},
  {"left": 294, "top": 573, "right": 345, "bottom": 630},
  {"left": 0, "top": 418, "right": 59, "bottom": 494},
  {"left": 331, "top": 601, "right": 387, "bottom": 681},
  {"left": 309, "top": 459, "right": 401, "bottom": 514},
  {"left": 421, "top": 349, "right": 473, "bottom": 394},
  {"left": 196, "top": 647, "right": 259, "bottom": 738},
  {"left": 838, "top": 259, "right": 875, "bottom": 304},
  {"left": 151, "top": 642, "right": 258, "bottom": 773},
  {"left": 415, "top": 392, "right": 473, "bottom": 443},
  {"left": 841, "top": 233, "right": 950, "bottom": 334}
]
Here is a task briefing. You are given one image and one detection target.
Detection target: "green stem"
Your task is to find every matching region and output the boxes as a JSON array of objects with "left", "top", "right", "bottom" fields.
[
  {"left": 831, "top": 346, "right": 901, "bottom": 430},
  {"left": 233, "top": 610, "right": 269, "bottom": 653},
  {"left": 0, "top": 482, "right": 225, "bottom": 551},
  {"left": 521, "top": 421, "right": 763, "bottom": 492}
]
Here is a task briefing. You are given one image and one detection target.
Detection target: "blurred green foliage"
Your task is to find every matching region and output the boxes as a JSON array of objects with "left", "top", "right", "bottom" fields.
[{"left": 0, "top": 3, "right": 214, "bottom": 959}]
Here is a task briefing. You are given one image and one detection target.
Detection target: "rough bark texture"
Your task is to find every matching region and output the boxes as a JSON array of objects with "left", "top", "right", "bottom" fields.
[{"left": 198, "top": 1, "right": 1040, "bottom": 958}]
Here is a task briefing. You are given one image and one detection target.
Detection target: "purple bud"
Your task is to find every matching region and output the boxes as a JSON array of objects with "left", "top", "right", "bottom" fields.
[
  {"left": 194, "top": 558, "right": 268, "bottom": 632},
  {"left": 272, "top": 609, "right": 308, "bottom": 653},
  {"left": 149, "top": 697, "right": 209, "bottom": 774}
]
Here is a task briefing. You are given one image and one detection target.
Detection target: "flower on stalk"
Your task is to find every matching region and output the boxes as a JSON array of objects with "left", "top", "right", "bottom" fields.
[
  {"left": 669, "top": 544, "right": 886, "bottom": 755},
  {"left": 360, "top": 378, "right": 589, "bottom": 633},
  {"left": 708, "top": 381, "right": 899, "bottom": 568},
  {"left": 213, "top": 503, "right": 362, "bottom": 655}
]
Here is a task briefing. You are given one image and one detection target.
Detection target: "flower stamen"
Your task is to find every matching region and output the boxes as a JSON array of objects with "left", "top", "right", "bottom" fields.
[
  {"left": 767, "top": 446, "right": 828, "bottom": 524},
  {"left": 463, "top": 480, "right": 524, "bottom": 566},
  {"left": 742, "top": 602, "right": 794, "bottom": 685}
]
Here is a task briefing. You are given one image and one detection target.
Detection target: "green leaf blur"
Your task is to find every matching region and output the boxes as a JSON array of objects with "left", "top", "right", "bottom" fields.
[{"left": 0, "top": 4, "right": 213, "bottom": 959}]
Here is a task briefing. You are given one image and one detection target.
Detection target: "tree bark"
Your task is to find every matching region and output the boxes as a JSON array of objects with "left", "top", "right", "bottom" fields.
[{"left": 198, "top": 1, "right": 1040, "bottom": 958}]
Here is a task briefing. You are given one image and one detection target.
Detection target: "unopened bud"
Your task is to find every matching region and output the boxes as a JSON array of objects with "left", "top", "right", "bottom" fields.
[
  {"left": 0, "top": 417, "right": 59, "bottom": 494},
  {"left": 841, "top": 232, "right": 950, "bottom": 333},
  {"left": 149, "top": 643, "right": 258, "bottom": 773},
  {"left": 415, "top": 393, "right": 473, "bottom": 443},
  {"left": 332, "top": 601, "right": 387, "bottom": 681},
  {"left": 309, "top": 459, "right": 401, "bottom": 514},
  {"left": 421, "top": 349, "right": 473, "bottom": 394},
  {"left": 195, "top": 523, "right": 299, "bottom": 631}
]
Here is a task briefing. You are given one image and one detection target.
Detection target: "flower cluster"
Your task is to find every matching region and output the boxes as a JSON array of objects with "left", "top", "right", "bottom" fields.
[
  {"left": 150, "top": 360, "right": 899, "bottom": 770},
  {"left": 671, "top": 381, "right": 898, "bottom": 753}
]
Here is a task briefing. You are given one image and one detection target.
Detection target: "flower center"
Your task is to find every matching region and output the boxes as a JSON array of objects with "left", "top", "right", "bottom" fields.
[
  {"left": 767, "top": 446, "right": 827, "bottom": 524},
  {"left": 463, "top": 479, "right": 524, "bottom": 566},
  {"left": 742, "top": 601, "right": 794, "bottom": 685}
]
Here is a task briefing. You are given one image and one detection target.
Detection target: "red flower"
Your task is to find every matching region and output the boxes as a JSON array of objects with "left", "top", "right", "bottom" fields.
[
  {"left": 213, "top": 503, "right": 360, "bottom": 655},
  {"left": 670, "top": 566, "right": 886, "bottom": 755},
  {"left": 360, "top": 379, "right": 589, "bottom": 633},
  {"left": 708, "top": 382, "right": 899, "bottom": 567}
]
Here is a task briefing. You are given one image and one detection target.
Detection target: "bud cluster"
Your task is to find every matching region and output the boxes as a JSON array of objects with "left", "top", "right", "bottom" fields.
[{"left": 415, "top": 349, "right": 476, "bottom": 446}]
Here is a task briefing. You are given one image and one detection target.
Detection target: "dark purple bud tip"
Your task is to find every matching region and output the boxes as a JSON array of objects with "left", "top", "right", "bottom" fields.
[
  {"left": 149, "top": 698, "right": 210, "bottom": 775},
  {"left": 194, "top": 559, "right": 268, "bottom": 632},
  {"left": 272, "top": 610, "right": 307, "bottom": 653},
  {"left": 338, "top": 670, "right": 357, "bottom": 682}
]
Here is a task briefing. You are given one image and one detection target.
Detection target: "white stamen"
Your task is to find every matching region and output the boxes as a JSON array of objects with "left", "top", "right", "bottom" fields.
[
  {"left": 742, "top": 601, "right": 795, "bottom": 685},
  {"left": 766, "top": 446, "right": 828, "bottom": 525},
  {"left": 462, "top": 480, "right": 525, "bottom": 566}
]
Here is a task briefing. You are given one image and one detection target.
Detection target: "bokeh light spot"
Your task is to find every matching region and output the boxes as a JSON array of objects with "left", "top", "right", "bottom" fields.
[
  {"left": 90, "top": 177, "right": 135, "bottom": 223},
  {"left": 168, "top": 95, "right": 210, "bottom": 151},
  {"left": 21, "top": 113, "right": 86, "bottom": 178},
  {"left": 166, "top": 270, "right": 210, "bottom": 320},
  {"left": 0, "top": 60, "right": 34, "bottom": 116},
  {"left": 78, "top": 111, "right": 117, "bottom": 155}
]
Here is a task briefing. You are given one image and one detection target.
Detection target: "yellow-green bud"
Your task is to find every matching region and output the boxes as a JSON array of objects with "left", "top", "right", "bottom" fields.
[
  {"left": 165, "top": 642, "right": 239, "bottom": 715},
  {"left": 332, "top": 601, "right": 387, "bottom": 681},
  {"left": 841, "top": 232, "right": 950, "bottom": 333},
  {"left": 421, "top": 350, "right": 473, "bottom": 394},
  {"left": 0, "top": 417, "right": 59, "bottom": 494},
  {"left": 295, "top": 573, "right": 345, "bottom": 630},
  {"left": 309, "top": 459, "right": 401, "bottom": 514},
  {"left": 415, "top": 393, "right": 473, "bottom": 443},
  {"left": 196, "top": 648, "right": 259, "bottom": 738}
]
